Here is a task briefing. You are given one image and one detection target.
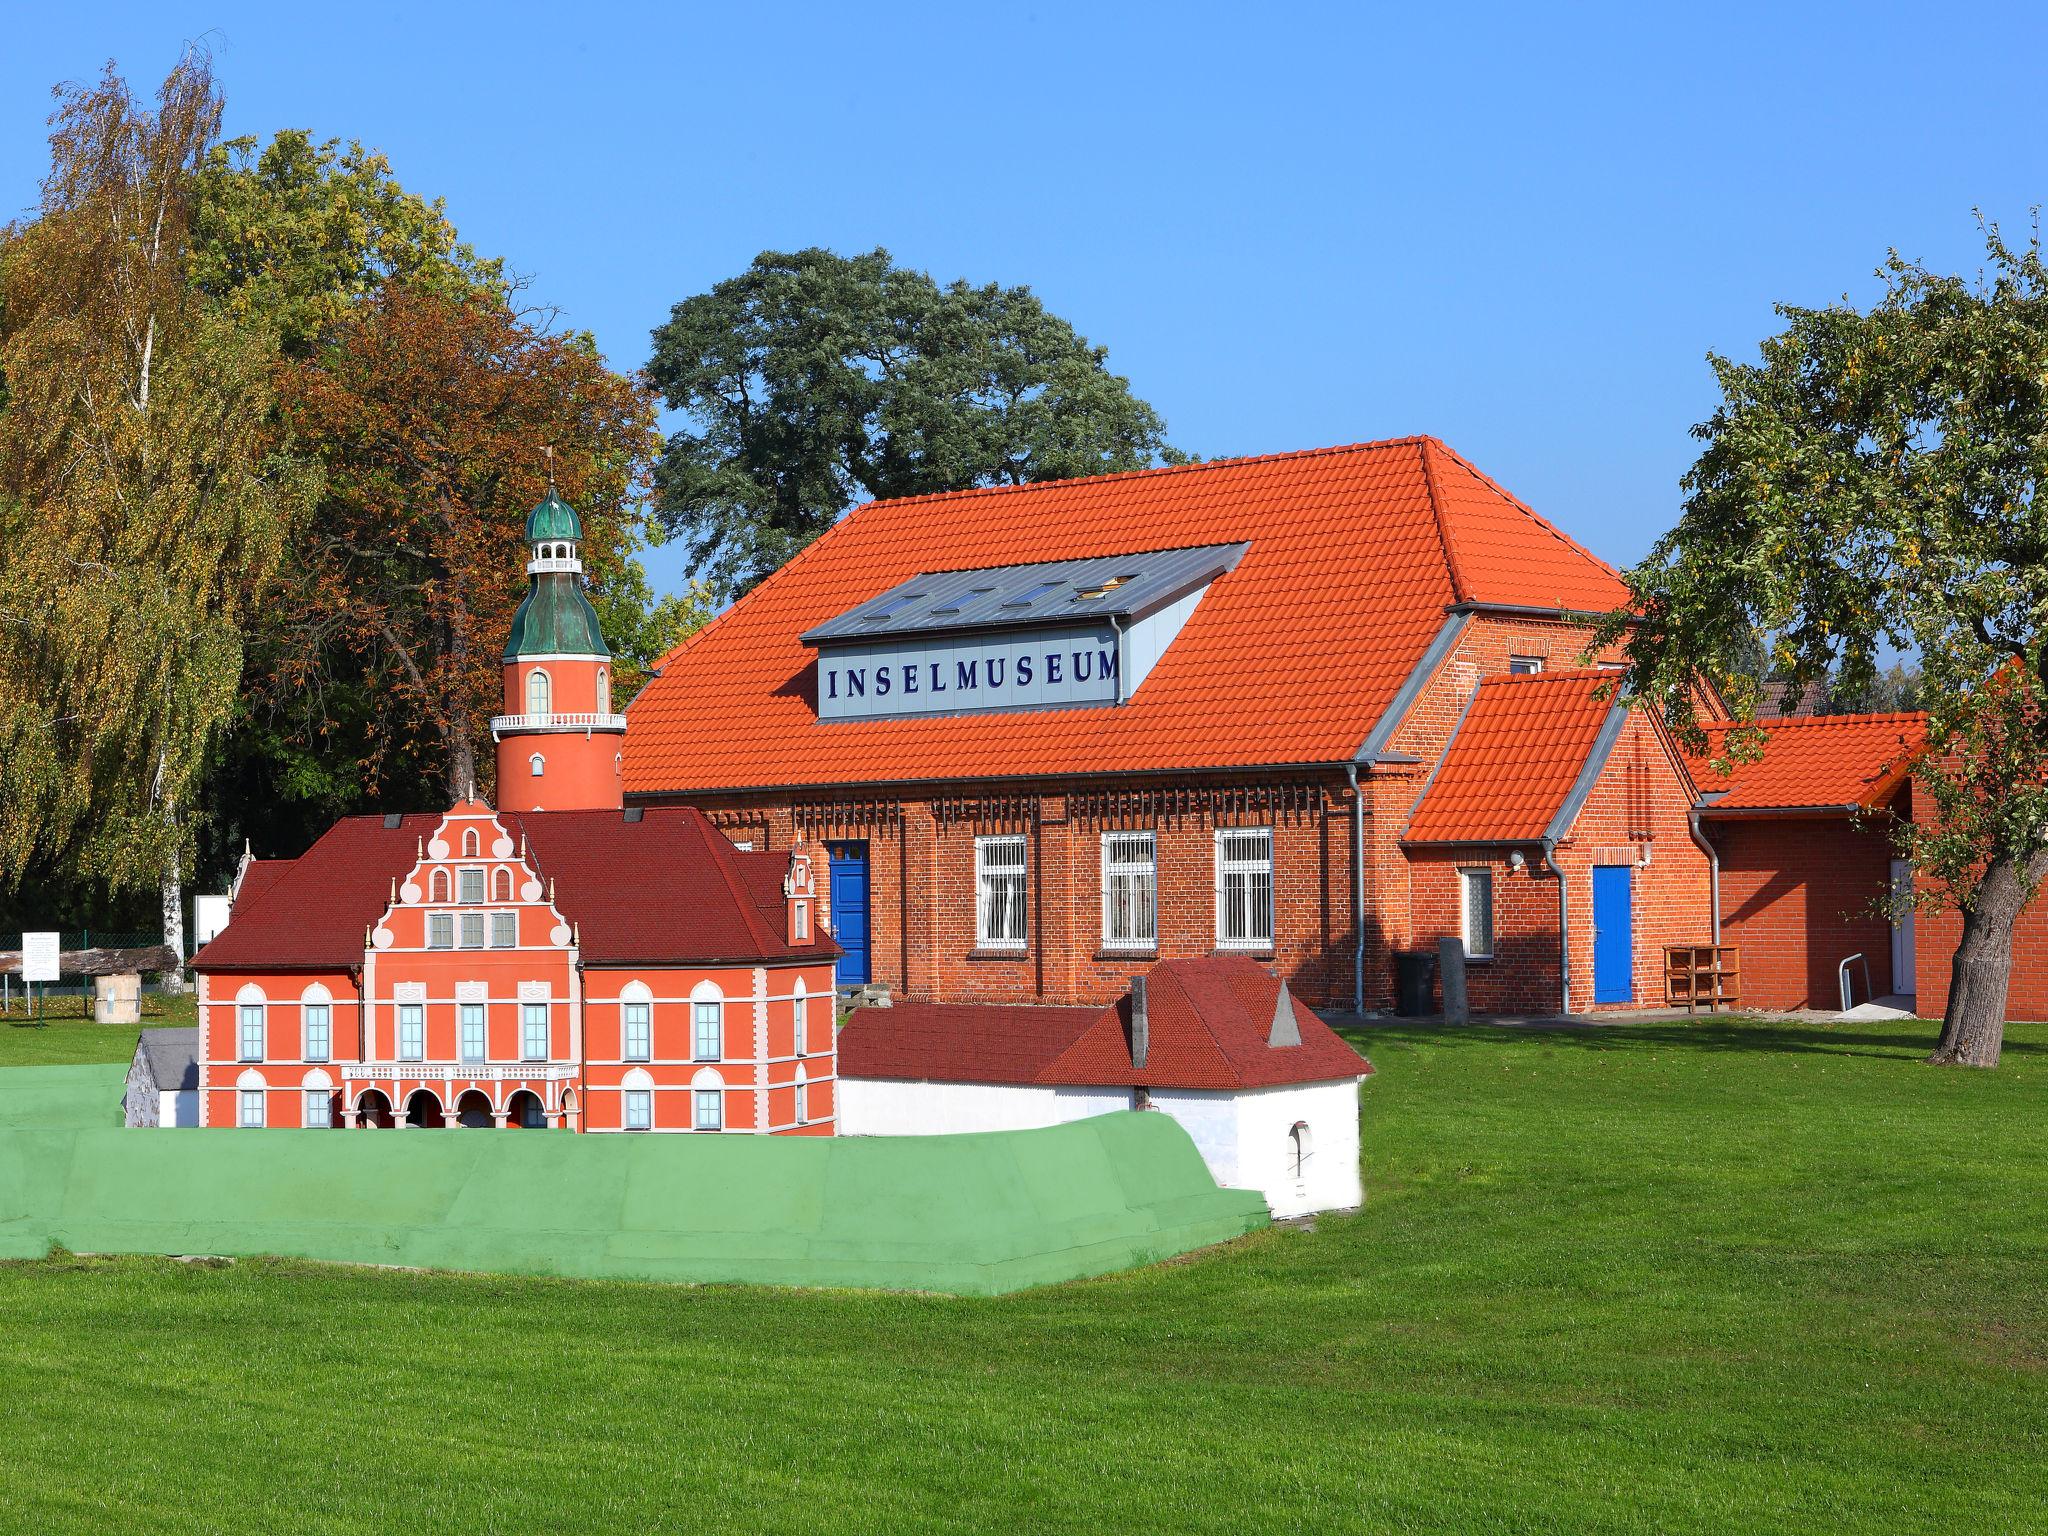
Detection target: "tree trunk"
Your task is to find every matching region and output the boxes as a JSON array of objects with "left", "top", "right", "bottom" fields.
[
  {"left": 160, "top": 840, "right": 187, "bottom": 994},
  {"left": 1929, "top": 851, "right": 2048, "bottom": 1067}
]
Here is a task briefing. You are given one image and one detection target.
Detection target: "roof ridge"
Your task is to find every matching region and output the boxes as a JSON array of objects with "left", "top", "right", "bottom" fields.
[
  {"left": 1423, "top": 435, "right": 1628, "bottom": 588},
  {"left": 687, "top": 809, "right": 789, "bottom": 955},
  {"left": 1701, "top": 711, "right": 1929, "bottom": 730},
  {"left": 1486, "top": 665, "right": 1615, "bottom": 684}
]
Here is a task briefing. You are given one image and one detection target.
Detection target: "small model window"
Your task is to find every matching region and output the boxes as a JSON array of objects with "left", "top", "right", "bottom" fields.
[
  {"left": 693, "top": 1088, "right": 723, "bottom": 1131},
  {"left": 490, "top": 911, "right": 516, "bottom": 948},
  {"left": 692, "top": 999, "right": 721, "bottom": 1062},
  {"left": 303, "top": 1090, "right": 330, "bottom": 1130},
  {"left": 1101, "top": 831, "right": 1157, "bottom": 950},
  {"left": 527, "top": 669, "right": 551, "bottom": 717},
  {"left": 462, "top": 828, "right": 480, "bottom": 857},
  {"left": 428, "top": 913, "right": 454, "bottom": 949},
  {"left": 623, "top": 1001, "right": 652, "bottom": 1062},
  {"left": 302, "top": 1003, "right": 331, "bottom": 1063},
  {"left": 238, "top": 1003, "right": 265, "bottom": 1062},
  {"left": 459, "top": 867, "right": 485, "bottom": 903},
  {"left": 1215, "top": 828, "right": 1274, "bottom": 949},
  {"left": 530, "top": 753, "right": 545, "bottom": 778},
  {"left": 976, "top": 835, "right": 1028, "bottom": 949},
  {"left": 493, "top": 867, "right": 513, "bottom": 902},
  {"left": 1460, "top": 867, "right": 1496, "bottom": 961},
  {"left": 459, "top": 912, "right": 485, "bottom": 949},
  {"left": 430, "top": 869, "right": 450, "bottom": 903},
  {"left": 1289, "top": 1121, "right": 1314, "bottom": 1178},
  {"left": 522, "top": 1003, "right": 549, "bottom": 1062},
  {"left": 793, "top": 979, "right": 808, "bottom": 1056},
  {"left": 794, "top": 900, "right": 810, "bottom": 940},
  {"left": 597, "top": 666, "right": 609, "bottom": 711},
  {"left": 624, "top": 1089, "right": 653, "bottom": 1131},
  {"left": 239, "top": 1088, "right": 265, "bottom": 1129},
  {"left": 795, "top": 1064, "right": 810, "bottom": 1127},
  {"left": 459, "top": 1003, "right": 486, "bottom": 1064},
  {"left": 398, "top": 1004, "right": 424, "bottom": 1062}
]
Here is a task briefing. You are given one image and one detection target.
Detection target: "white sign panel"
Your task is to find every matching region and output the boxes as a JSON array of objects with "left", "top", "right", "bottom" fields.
[
  {"left": 193, "top": 894, "right": 232, "bottom": 947},
  {"left": 20, "top": 931, "right": 59, "bottom": 983},
  {"left": 818, "top": 625, "right": 1120, "bottom": 722}
]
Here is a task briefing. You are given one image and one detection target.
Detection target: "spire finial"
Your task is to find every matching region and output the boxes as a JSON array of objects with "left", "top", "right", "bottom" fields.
[{"left": 542, "top": 443, "right": 556, "bottom": 495}]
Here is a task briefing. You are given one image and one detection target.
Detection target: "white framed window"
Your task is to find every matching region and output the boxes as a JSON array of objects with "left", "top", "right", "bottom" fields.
[
  {"left": 624, "top": 1001, "right": 652, "bottom": 1062},
  {"left": 493, "top": 867, "right": 513, "bottom": 902},
  {"left": 794, "top": 1064, "right": 809, "bottom": 1127},
  {"left": 428, "top": 913, "right": 454, "bottom": 949},
  {"left": 522, "top": 1003, "right": 549, "bottom": 1062},
  {"left": 398, "top": 1003, "right": 424, "bottom": 1061},
  {"left": 461, "top": 828, "right": 480, "bottom": 857},
  {"left": 597, "top": 666, "right": 609, "bottom": 710},
  {"left": 624, "top": 1088, "right": 653, "bottom": 1131},
  {"left": 238, "top": 1004, "right": 265, "bottom": 1062},
  {"left": 238, "top": 1089, "right": 265, "bottom": 1128},
  {"left": 459, "top": 1003, "right": 486, "bottom": 1064},
  {"left": 303, "top": 1089, "right": 330, "bottom": 1129},
  {"left": 694, "top": 1088, "right": 723, "bottom": 1131},
  {"left": 302, "top": 1003, "right": 330, "bottom": 1063},
  {"left": 1215, "top": 827, "right": 1274, "bottom": 949},
  {"left": 1508, "top": 655, "right": 1544, "bottom": 675},
  {"left": 692, "top": 999, "right": 721, "bottom": 1061},
  {"left": 459, "top": 867, "right": 485, "bottom": 903},
  {"left": 526, "top": 669, "right": 551, "bottom": 717},
  {"left": 490, "top": 911, "right": 516, "bottom": 948},
  {"left": 1101, "top": 831, "right": 1157, "bottom": 950},
  {"left": 529, "top": 753, "right": 545, "bottom": 778},
  {"left": 459, "top": 912, "right": 485, "bottom": 949},
  {"left": 1460, "top": 867, "right": 1495, "bottom": 960},
  {"left": 975, "top": 834, "right": 1028, "bottom": 949},
  {"left": 793, "top": 900, "right": 810, "bottom": 940},
  {"left": 430, "top": 868, "right": 450, "bottom": 903},
  {"left": 793, "top": 979, "right": 808, "bottom": 1056}
]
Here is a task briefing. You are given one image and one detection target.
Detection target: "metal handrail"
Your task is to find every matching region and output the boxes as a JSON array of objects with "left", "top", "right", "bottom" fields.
[{"left": 1838, "top": 952, "right": 1871, "bottom": 1012}]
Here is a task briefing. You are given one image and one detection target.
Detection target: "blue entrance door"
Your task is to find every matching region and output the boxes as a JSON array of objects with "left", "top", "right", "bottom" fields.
[
  {"left": 828, "top": 842, "right": 870, "bottom": 986},
  {"left": 1591, "top": 865, "right": 1634, "bottom": 1005}
]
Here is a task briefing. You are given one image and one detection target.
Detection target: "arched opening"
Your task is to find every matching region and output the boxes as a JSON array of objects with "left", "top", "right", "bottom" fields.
[
  {"left": 404, "top": 1089, "right": 444, "bottom": 1128},
  {"left": 1288, "top": 1121, "right": 1313, "bottom": 1179},
  {"left": 596, "top": 666, "right": 609, "bottom": 710},
  {"left": 454, "top": 1088, "right": 496, "bottom": 1129},
  {"left": 462, "top": 827, "right": 479, "bottom": 857},
  {"left": 493, "top": 866, "right": 513, "bottom": 902},
  {"left": 527, "top": 669, "right": 551, "bottom": 717},
  {"left": 506, "top": 1089, "right": 547, "bottom": 1129},
  {"left": 529, "top": 752, "right": 545, "bottom": 778},
  {"left": 430, "top": 868, "right": 450, "bottom": 903},
  {"left": 559, "top": 1086, "right": 579, "bottom": 1131},
  {"left": 794, "top": 1063, "right": 809, "bottom": 1127},
  {"left": 355, "top": 1089, "right": 393, "bottom": 1129}
]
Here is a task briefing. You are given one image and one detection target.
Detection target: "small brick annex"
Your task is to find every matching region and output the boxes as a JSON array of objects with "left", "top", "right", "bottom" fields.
[{"left": 627, "top": 439, "right": 1719, "bottom": 1015}]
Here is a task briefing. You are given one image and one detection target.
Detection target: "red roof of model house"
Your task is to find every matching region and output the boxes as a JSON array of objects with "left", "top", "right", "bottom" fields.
[
  {"left": 1686, "top": 713, "right": 1927, "bottom": 814},
  {"left": 1404, "top": 669, "right": 1650, "bottom": 844},
  {"left": 837, "top": 956, "right": 1371, "bottom": 1091},
  {"left": 192, "top": 804, "right": 838, "bottom": 971},
  {"left": 625, "top": 437, "right": 1629, "bottom": 792}
]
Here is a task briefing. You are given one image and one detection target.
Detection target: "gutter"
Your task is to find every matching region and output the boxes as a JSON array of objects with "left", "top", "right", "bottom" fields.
[
  {"left": 1687, "top": 807, "right": 1721, "bottom": 942},
  {"left": 1544, "top": 839, "right": 1572, "bottom": 1015},
  {"left": 1345, "top": 764, "right": 1365, "bottom": 1015}
]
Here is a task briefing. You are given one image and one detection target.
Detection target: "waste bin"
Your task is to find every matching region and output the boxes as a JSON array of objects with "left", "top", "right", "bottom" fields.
[{"left": 1394, "top": 951, "right": 1438, "bottom": 1017}]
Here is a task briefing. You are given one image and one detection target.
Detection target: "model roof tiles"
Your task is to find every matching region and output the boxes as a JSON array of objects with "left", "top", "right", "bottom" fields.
[
  {"left": 837, "top": 957, "right": 1371, "bottom": 1092},
  {"left": 1687, "top": 712, "right": 1928, "bottom": 811},
  {"left": 1404, "top": 669, "right": 1620, "bottom": 844},
  {"left": 624, "top": 438, "right": 1630, "bottom": 792}
]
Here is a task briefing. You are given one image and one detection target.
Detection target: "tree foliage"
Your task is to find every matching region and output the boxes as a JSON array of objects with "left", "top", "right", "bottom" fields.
[
  {"left": 0, "top": 57, "right": 314, "bottom": 915},
  {"left": 647, "top": 247, "right": 1179, "bottom": 598},
  {"left": 1601, "top": 220, "right": 2048, "bottom": 1066}
]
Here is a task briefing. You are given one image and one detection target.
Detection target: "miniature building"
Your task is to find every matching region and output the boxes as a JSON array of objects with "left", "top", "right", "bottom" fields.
[
  {"left": 125, "top": 1026, "right": 199, "bottom": 1127},
  {"left": 838, "top": 956, "right": 1372, "bottom": 1217},
  {"left": 190, "top": 493, "right": 840, "bottom": 1132}
]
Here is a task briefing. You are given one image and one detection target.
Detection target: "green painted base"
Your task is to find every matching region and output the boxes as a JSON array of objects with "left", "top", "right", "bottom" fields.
[{"left": 0, "top": 1066, "right": 1267, "bottom": 1295}]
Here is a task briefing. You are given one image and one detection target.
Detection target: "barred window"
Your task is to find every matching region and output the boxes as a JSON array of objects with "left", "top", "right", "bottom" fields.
[
  {"left": 428, "top": 913, "right": 454, "bottom": 949},
  {"left": 624, "top": 1001, "right": 652, "bottom": 1062},
  {"left": 459, "top": 867, "right": 485, "bottom": 903},
  {"left": 459, "top": 1003, "right": 486, "bottom": 1064},
  {"left": 238, "top": 1005, "right": 265, "bottom": 1062},
  {"left": 975, "top": 835, "right": 1028, "bottom": 949},
  {"left": 302, "top": 1004, "right": 330, "bottom": 1063},
  {"left": 490, "top": 911, "right": 516, "bottom": 948},
  {"left": 1461, "top": 868, "right": 1495, "bottom": 960},
  {"left": 1215, "top": 828, "right": 1274, "bottom": 949},
  {"left": 398, "top": 1003, "right": 424, "bottom": 1062},
  {"left": 239, "top": 1088, "right": 265, "bottom": 1128},
  {"left": 303, "top": 1090, "right": 330, "bottom": 1129},
  {"left": 1101, "top": 832, "right": 1157, "bottom": 950},
  {"left": 624, "top": 1088, "right": 652, "bottom": 1131},
  {"left": 459, "top": 912, "right": 485, "bottom": 949},
  {"left": 694, "top": 1088, "right": 723, "bottom": 1131},
  {"left": 692, "top": 1000, "right": 721, "bottom": 1061},
  {"left": 522, "top": 1003, "right": 549, "bottom": 1062}
]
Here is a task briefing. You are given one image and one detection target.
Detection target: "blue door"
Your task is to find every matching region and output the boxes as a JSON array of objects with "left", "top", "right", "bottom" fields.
[
  {"left": 828, "top": 842, "right": 870, "bottom": 986},
  {"left": 1591, "top": 865, "right": 1634, "bottom": 1005}
]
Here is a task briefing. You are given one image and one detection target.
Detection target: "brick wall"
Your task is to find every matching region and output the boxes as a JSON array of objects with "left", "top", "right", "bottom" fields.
[
  {"left": 1710, "top": 817, "right": 1897, "bottom": 1010},
  {"left": 1910, "top": 784, "right": 2048, "bottom": 1021}
]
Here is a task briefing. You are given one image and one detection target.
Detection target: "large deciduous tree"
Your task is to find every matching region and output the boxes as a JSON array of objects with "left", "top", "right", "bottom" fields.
[
  {"left": 0, "top": 55, "right": 314, "bottom": 970},
  {"left": 1602, "top": 222, "right": 2048, "bottom": 1067},
  {"left": 276, "top": 283, "right": 655, "bottom": 803},
  {"left": 647, "top": 247, "right": 1180, "bottom": 599}
]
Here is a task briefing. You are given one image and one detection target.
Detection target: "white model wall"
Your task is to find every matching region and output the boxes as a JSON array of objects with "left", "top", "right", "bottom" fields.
[{"left": 839, "top": 1072, "right": 1364, "bottom": 1218}]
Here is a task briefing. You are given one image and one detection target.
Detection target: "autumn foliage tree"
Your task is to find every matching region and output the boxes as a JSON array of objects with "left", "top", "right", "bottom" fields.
[{"left": 275, "top": 283, "right": 655, "bottom": 803}]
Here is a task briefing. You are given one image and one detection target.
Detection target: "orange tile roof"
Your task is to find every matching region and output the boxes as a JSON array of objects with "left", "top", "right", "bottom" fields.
[
  {"left": 1404, "top": 670, "right": 1620, "bottom": 843},
  {"left": 625, "top": 437, "right": 1629, "bottom": 793},
  {"left": 1686, "top": 713, "right": 1927, "bottom": 812}
]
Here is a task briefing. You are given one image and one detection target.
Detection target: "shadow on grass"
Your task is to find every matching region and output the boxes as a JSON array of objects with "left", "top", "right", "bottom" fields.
[{"left": 1339, "top": 1015, "right": 2048, "bottom": 1064}]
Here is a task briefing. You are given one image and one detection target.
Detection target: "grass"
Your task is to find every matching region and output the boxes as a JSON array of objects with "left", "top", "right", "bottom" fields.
[
  {"left": 0, "top": 992, "right": 192, "bottom": 1066},
  {"left": 1, "top": 1015, "right": 2043, "bottom": 1533}
]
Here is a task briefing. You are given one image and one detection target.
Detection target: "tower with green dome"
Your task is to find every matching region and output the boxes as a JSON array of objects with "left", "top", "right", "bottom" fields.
[{"left": 491, "top": 489, "right": 626, "bottom": 812}]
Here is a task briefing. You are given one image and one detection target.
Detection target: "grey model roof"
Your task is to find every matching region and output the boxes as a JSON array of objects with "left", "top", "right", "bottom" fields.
[
  {"left": 800, "top": 542, "right": 1250, "bottom": 644},
  {"left": 136, "top": 1026, "right": 199, "bottom": 1092}
]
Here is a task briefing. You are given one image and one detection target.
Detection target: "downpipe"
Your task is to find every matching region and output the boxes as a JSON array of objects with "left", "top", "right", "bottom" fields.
[
  {"left": 1687, "top": 807, "right": 1721, "bottom": 942},
  {"left": 1346, "top": 764, "right": 1365, "bottom": 1015},
  {"left": 1544, "top": 839, "right": 1571, "bottom": 1015}
]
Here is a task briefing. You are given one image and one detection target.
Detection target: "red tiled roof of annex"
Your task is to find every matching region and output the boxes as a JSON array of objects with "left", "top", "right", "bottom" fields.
[
  {"left": 193, "top": 806, "right": 837, "bottom": 970},
  {"left": 625, "top": 438, "right": 1629, "bottom": 792},
  {"left": 1687, "top": 713, "right": 1927, "bottom": 813},
  {"left": 838, "top": 957, "right": 1371, "bottom": 1092},
  {"left": 1404, "top": 670, "right": 1620, "bottom": 843}
]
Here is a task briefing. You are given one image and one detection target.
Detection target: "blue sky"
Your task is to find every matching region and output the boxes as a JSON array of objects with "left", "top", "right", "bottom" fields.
[{"left": 6, "top": 3, "right": 2045, "bottom": 600}]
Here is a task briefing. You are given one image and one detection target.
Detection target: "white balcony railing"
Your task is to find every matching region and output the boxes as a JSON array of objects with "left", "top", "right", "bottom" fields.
[
  {"left": 342, "top": 1063, "right": 580, "bottom": 1084},
  {"left": 489, "top": 711, "right": 627, "bottom": 736},
  {"left": 526, "top": 556, "right": 583, "bottom": 575}
]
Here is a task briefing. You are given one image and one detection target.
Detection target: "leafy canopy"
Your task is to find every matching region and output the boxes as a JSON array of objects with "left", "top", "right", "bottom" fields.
[{"left": 647, "top": 247, "right": 1179, "bottom": 598}]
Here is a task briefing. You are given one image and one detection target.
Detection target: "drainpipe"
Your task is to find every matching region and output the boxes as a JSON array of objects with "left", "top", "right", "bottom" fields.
[
  {"left": 1345, "top": 764, "right": 1365, "bottom": 1016},
  {"left": 1687, "top": 807, "right": 1721, "bottom": 942},
  {"left": 1543, "top": 839, "right": 1571, "bottom": 1016}
]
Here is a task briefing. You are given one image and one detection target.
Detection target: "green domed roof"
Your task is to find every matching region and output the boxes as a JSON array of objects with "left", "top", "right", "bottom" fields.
[
  {"left": 526, "top": 490, "right": 583, "bottom": 543},
  {"left": 503, "top": 577, "right": 611, "bottom": 660}
]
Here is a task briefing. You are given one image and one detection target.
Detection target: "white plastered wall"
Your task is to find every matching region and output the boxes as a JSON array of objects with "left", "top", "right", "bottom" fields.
[{"left": 838, "top": 1078, "right": 1129, "bottom": 1135}]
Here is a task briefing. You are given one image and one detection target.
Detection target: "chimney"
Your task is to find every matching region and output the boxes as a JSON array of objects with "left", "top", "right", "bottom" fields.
[{"left": 1129, "top": 974, "right": 1149, "bottom": 1070}]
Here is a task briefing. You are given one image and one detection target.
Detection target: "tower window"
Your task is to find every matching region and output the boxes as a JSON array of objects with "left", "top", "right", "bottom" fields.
[
  {"left": 527, "top": 669, "right": 551, "bottom": 717},
  {"left": 529, "top": 753, "right": 545, "bottom": 778}
]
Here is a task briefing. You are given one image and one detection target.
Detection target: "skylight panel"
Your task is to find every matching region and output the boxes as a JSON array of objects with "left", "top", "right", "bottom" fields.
[
  {"left": 861, "top": 590, "right": 928, "bottom": 622},
  {"left": 1002, "top": 579, "right": 1067, "bottom": 609}
]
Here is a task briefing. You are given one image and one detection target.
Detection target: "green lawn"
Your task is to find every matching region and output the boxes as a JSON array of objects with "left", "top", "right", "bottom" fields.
[
  {"left": 1, "top": 1016, "right": 2043, "bottom": 1534},
  {"left": 0, "top": 991, "right": 193, "bottom": 1067}
]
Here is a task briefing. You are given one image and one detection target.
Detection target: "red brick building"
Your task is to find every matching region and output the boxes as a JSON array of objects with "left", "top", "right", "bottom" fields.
[{"left": 624, "top": 438, "right": 1716, "bottom": 1015}]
